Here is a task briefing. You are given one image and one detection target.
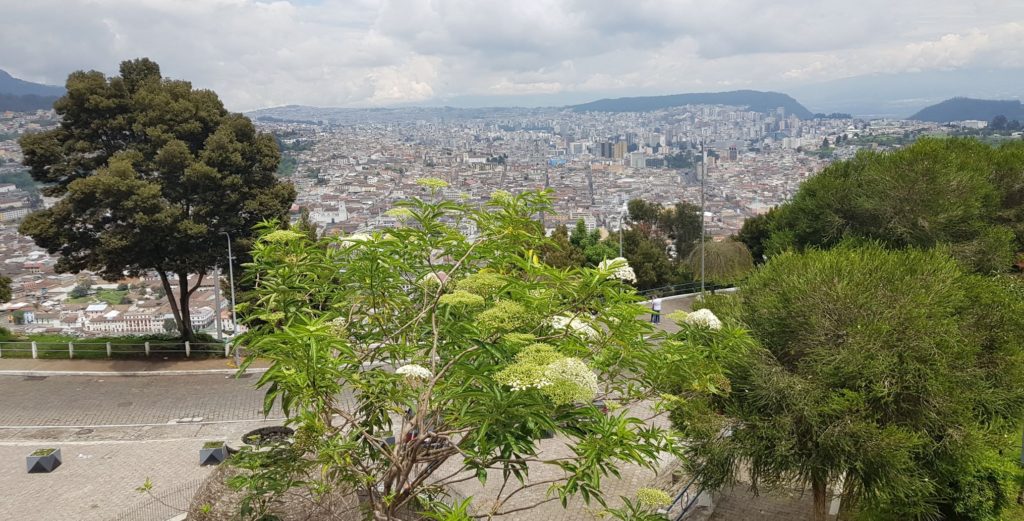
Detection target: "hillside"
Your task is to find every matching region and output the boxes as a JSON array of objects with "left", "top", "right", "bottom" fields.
[
  {"left": 909, "top": 97, "right": 1024, "bottom": 122},
  {"left": 0, "top": 69, "right": 63, "bottom": 112},
  {"left": 570, "top": 90, "right": 814, "bottom": 119}
]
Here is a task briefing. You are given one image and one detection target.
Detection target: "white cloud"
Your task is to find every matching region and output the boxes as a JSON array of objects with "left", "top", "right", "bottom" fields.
[{"left": 1, "top": 0, "right": 1022, "bottom": 110}]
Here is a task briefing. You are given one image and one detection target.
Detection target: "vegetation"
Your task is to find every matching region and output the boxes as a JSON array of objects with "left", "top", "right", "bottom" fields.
[
  {"left": 66, "top": 288, "right": 129, "bottom": 305},
  {"left": 673, "top": 245, "right": 1024, "bottom": 521},
  {"left": 231, "top": 186, "right": 694, "bottom": 519},
  {"left": 538, "top": 198, "right": 702, "bottom": 291},
  {"left": 17, "top": 58, "right": 296, "bottom": 342},
  {"left": 0, "top": 273, "right": 10, "bottom": 302},
  {"left": 749, "top": 138, "right": 1024, "bottom": 274},
  {"left": 684, "top": 239, "right": 754, "bottom": 285}
]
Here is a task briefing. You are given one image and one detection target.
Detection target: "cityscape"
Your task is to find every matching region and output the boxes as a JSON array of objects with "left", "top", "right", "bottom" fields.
[
  {"left": 2, "top": 1, "right": 1024, "bottom": 521},
  {"left": 0, "top": 105, "right": 947, "bottom": 337}
]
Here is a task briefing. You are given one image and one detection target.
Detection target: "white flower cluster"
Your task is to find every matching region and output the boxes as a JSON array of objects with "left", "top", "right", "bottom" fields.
[
  {"left": 548, "top": 315, "right": 599, "bottom": 339},
  {"left": 396, "top": 364, "right": 433, "bottom": 380},
  {"left": 598, "top": 257, "right": 637, "bottom": 283},
  {"left": 507, "top": 378, "right": 552, "bottom": 392},
  {"left": 684, "top": 308, "right": 723, "bottom": 330},
  {"left": 542, "top": 358, "right": 599, "bottom": 404},
  {"left": 340, "top": 233, "right": 371, "bottom": 248}
]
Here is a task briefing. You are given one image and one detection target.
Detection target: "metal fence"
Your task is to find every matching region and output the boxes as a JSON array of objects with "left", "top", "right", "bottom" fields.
[
  {"left": 110, "top": 477, "right": 205, "bottom": 521},
  {"left": 0, "top": 340, "right": 230, "bottom": 359},
  {"left": 638, "top": 281, "right": 733, "bottom": 299}
]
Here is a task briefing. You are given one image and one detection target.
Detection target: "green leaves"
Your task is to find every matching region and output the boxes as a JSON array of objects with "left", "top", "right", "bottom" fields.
[
  {"left": 679, "top": 245, "right": 1024, "bottom": 519},
  {"left": 235, "top": 190, "right": 673, "bottom": 519}
]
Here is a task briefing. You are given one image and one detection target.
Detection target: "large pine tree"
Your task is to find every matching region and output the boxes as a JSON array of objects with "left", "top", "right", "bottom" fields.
[{"left": 19, "top": 58, "right": 296, "bottom": 341}]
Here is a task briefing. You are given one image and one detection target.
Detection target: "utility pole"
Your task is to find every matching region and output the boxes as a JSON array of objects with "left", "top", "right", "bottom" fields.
[
  {"left": 618, "top": 203, "right": 627, "bottom": 258},
  {"left": 212, "top": 265, "right": 223, "bottom": 341},
  {"left": 223, "top": 232, "right": 239, "bottom": 366},
  {"left": 700, "top": 135, "right": 707, "bottom": 295}
]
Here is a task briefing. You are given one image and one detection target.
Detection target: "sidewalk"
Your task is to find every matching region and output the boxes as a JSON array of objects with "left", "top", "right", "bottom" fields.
[{"left": 0, "top": 357, "right": 269, "bottom": 376}]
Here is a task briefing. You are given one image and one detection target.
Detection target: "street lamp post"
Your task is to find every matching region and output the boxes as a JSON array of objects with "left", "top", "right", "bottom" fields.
[
  {"left": 223, "top": 232, "right": 239, "bottom": 365},
  {"left": 618, "top": 204, "right": 627, "bottom": 258},
  {"left": 700, "top": 138, "right": 707, "bottom": 295}
]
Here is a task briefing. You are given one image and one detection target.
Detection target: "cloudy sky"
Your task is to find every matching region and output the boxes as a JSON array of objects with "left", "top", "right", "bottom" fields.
[{"left": 2, "top": 0, "right": 1023, "bottom": 111}]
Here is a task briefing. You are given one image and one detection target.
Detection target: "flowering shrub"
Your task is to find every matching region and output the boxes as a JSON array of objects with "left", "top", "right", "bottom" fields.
[
  {"left": 396, "top": 364, "right": 433, "bottom": 380},
  {"left": 495, "top": 344, "right": 599, "bottom": 404},
  {"left": 598, "top": 257, "right": 638, "bottom": 284},
  {"left": 235, "top": 190, "right": 676, "bottom": 519},
  {"left": 682, "top": 308, "right": 722, "bottom": 330},
  {"left": 548, "top": 314, "right": 600, "bottom": 340},
  {"left": 635, "top": 487, "right": 672, "bottom": 507}
]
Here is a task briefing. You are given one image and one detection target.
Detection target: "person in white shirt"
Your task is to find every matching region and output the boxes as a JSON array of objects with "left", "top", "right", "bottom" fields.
[{"left": 651, "top": 296, "right": 663, "bottom": 324}]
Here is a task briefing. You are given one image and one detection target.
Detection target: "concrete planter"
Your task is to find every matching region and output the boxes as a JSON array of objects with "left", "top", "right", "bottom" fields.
[
  {"left": 27, "top": 448, "right": 61, "bottom": 473},
  {"left": 199, "top": 442, "right": 227, "bottom": 466}
]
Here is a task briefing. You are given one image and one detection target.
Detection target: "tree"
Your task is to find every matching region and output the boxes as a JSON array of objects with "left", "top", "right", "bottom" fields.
[
  {"left": 540, "top": 224, "right": 585, "bottom": 268},
  {"left": 734, "top": 209, "right": 776, "bottom": 264},
  {"left": 0, "top": 274, "right": 11, "bottom": 303},
  {"left": 18, "top": 58, "right": 296, "bottom": 341},
  {"left": 620, "top": 229, "right": 676, "bottom": 291},
  {"left": 292, "top": 207, "right": 318, "bottom": 241},
  {"left": 674, "top": 245, "right": 1024, "bottom": 521},
  {"left": 768, "top": 138, "right": 1021, "bottom": 273},
  {"left": 68, "top": 281, "right": 90, "bottom": 299},
  {"left": 685, "top": 239, "right": 754, "bottom": 285},
  {"left": 162, "top": 318, "right": 178, "bottom": 334},
  {"left": 658, "top": 202, "right": 702, "bottom": 259},
  {"left": 990, "top": 115, "right": 1009, "bottom": 131},
  {"left": 233, "top": 187, "right": 680, "bottom": 520}
]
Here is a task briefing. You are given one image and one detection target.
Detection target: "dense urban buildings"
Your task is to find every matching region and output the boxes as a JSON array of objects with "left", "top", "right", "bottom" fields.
[{"left": 0, "top": 104, "right": 955, "bottom": 336}]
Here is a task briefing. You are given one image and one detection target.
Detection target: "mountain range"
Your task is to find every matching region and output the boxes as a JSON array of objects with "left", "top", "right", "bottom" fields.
[
  {"left": 0, "top": 69, "right": 63, "bottom": 112},
  {"left": 570, "top": 90, "right": 814, "bottom": 119},
  {"left": 910, "top": 98, "right": 1024, "bottom": 123}
]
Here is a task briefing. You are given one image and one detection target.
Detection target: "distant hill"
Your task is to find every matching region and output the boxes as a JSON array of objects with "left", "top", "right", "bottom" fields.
[
  {"left": 0, "top": 69, "right": 63, "bottom": 112},
  {"left": 570, "top": 90, "right": 814, "bottom": 119},
  {"left": 909, "top": 97, "right": 1024, "bottom": 122}
]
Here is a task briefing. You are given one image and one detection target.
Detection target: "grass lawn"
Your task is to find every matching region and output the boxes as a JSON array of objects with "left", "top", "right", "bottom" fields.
[
  {"left": 0, "top": 333, "right": 225, "bottom": 359},
  {"left": 66, "top": 289, "right": 129, "bottom": 305}
]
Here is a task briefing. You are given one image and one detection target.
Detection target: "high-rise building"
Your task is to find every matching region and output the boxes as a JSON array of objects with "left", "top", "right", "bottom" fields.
[
  {"left": 613, "top": 141, "right": 628, "bottom": 160},
  {"left": 728, "top": 145, "right": 738, "bottom": 161},
  {"left": 599, "top": 142, "right": 614, "bottom": 158},
  {"left": 629, "top": 151, "right": 646, "bottom": 168}
]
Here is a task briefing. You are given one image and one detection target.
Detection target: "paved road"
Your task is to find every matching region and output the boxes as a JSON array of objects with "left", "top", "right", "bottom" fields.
[
  {"left": 0, "top": 374, "right": 281, "bottom": 521},
  {"left": 0, "top": 374, "right": 280, "bottom": 428}
]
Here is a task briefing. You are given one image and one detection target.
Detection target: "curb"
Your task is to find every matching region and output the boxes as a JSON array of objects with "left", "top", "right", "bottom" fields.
[{"left": 0, "top": 368, "right": 268, "bottom": 377}]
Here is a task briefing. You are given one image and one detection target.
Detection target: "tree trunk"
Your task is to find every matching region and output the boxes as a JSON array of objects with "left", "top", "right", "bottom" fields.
[
  {"left": 177, "top": 271, "right": 197, "bottom": 343},
  {"left": 157, "top": 270, "right": 185, "bottom": 337},
  {"left": 812, "top": 478, "right": 828, "bottom": 521}
]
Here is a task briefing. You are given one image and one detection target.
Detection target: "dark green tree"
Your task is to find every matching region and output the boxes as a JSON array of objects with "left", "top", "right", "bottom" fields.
[
  {"left": 293, "top": 207, "right": 318, "bottom": 241},
  {"left": 0, "top": 274, "right": 11, "bottom": 303},
  {"left": 541, "top": 224, "right": 585, "bottom": 268},
  {"left": 627, "top": 199, "right": 663, "bottom": 233},
  {"left": 734, "top": 209, "right": 776, "bottom": 264},
  {"left": 675, "top": 245, "right": 1024, "bottom": 521},
  {"left": 68, "top": 281, "right": 91, "bottom": 299},
  {"left": 769, "top": 138, "right": 1020, "bottom": 273},
  {"left": 684, "top": 239, "right": 754, "bottom": 285},
  {"left": 18, "top": 59, "right": 296, "bottom": 341},
  {"left": 658, "top": 202, "right": 702, "bottom": 259},
  {"left": 620, "top": 229, "right": 675, "bottom": 290}
]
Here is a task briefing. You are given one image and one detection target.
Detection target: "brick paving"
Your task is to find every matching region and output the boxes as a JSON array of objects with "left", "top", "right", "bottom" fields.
[{"left": 0, "top": 374, "right": 281, "bottom": 427}]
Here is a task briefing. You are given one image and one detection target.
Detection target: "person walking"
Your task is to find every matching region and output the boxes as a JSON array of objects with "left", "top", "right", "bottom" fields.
[{"left": 651, "top": 296, "right": 663, "bottom": 324}]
